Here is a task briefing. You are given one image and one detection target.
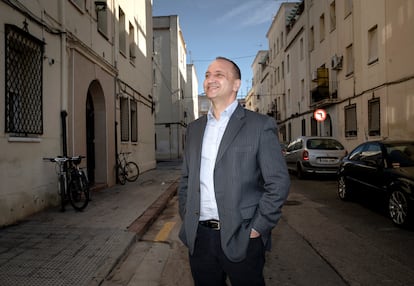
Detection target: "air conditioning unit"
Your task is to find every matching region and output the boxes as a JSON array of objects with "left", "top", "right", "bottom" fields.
[
  {"left": 311, "top": 70, "right": 318, "bottom": 81},
  {"left": 331, "top": 55, "right": 343, "bottom": 70}
]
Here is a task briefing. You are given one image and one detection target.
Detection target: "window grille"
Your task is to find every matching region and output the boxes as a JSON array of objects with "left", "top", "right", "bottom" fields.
[{"left": 5, "top": 24, "right": 44, "bottom": 135}]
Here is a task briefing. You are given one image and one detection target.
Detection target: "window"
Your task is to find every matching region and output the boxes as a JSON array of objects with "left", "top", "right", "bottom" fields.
[
  {"left": 281, "top": 61, "right": 284, "bottom": 79},
  {"left": 300, "top": 38, "right": 304, "bottom": 60},
  {"left": 301, "top": 119, "right": 306, "bottom": 136},
  {"left": 70, "top": 0, "right": 85, "bottom": 10},
  {"left": 280, "top": 32, "right": 284, "bottom": 48},
  {"left": 5, "top": 24, "right": 44, "bottom": 135},
  {"left": 287, "top": 54, "right": 290, "bottom": 73},
  {"left": 120, "top": 97, "right": 129, "bottom": 141},
  {"left": 309, "top": 26, "right": 315, "bottom": 51},
  {"left": 129, "top": 22, "right": 135, "bottom": 62},
  {"left": 119, "top": 8, "right": 126, "bottom": 55},
  {"left": 277, "top": 38, "right": 279, "bottom": 54},
  {"left": 320, "top": 14, "right": 325, "bottom": 42},
  {"left": 345, "top": 104, "right": 357, "bottom": 137},
  {"left": 368, "top": 25, "right": 378, "bottom": 64},
  {"left": 288, "top": 123, "right": 292, "bottom": 142},
  {"left": 97, "top": 2, "right": 108, "bottom": 36},
  {"left": 346, "top": 44, "right": 354, "bottom": 75},
  {"left": 345, "top": 0, "right": 353, "bottom": 18},
  {"left": 277, "top": 67, "right": 280, "bottom": 83},
  {"left": 284, "top": 91, "right": 288, "bottom": 111},
  {"left": 130, "top": 100, "right": 138, "bottom": 142},
  {"left": 368, "top": 98, "right": 380, "bottom": 136},
  {"left": 330, "top": 1, "right": 336, "bottom": 31},
  {"left": 301, "top": 79, "right": 305, "bottom": 102},
  {"left": 348, "top": 144, "right": 365, "bottom": 161},
  {"left": 360, "top": 143, "right": 382, "bottom": 162},
  {"left": 311, "top": 117, "right": 317, "bottom": 136}
]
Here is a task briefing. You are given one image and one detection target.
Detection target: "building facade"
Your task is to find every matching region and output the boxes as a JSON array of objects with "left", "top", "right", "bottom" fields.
[
  {"left": 252, "top": 0, "right": 414, "bottom": 151},
  {"left": 153, "top": 15, "right": 195, "bottom": 160},
  {"left": 0, "top": 0, "right": 155, "bottom": 226}
]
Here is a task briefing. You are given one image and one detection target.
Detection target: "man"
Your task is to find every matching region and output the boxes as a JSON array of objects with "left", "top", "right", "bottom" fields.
[{"left": 178, "top": 57, "right": 290, "bottom": 286}]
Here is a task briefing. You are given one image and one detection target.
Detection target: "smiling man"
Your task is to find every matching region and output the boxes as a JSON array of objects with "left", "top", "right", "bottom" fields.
[{"left": 178, "top": 56, "right": 290, "bottom": 286}]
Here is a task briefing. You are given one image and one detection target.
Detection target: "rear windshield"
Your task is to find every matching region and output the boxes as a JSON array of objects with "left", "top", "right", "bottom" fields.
[
  {"left": 306, "top": 139, "right": 344, "bottom": 150},
  {"left": 386, "top": 143, "right": 414, "bottom": 167}
]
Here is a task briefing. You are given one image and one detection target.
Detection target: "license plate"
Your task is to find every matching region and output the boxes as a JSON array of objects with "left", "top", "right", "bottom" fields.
[{"left": 319, "top": 158, "right": 337, "bottom": 164}]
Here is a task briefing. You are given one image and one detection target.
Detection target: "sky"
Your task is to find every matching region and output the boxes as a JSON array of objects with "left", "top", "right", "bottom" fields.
[{"left": 152, "top": 0, "right": 291, "bottom": 97}]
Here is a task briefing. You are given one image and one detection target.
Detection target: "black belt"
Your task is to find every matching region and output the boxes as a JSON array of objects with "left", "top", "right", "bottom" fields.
[{"left": 199, "top": 219, "right": 221, "bottom": 230}]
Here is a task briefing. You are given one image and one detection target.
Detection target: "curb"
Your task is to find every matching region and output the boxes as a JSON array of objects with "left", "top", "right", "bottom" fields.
[{"left": 127, "top": 179, "right": 179, "bottom": 238}]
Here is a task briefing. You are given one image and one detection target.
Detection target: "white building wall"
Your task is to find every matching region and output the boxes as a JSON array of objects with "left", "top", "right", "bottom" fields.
[
  {"left": 0, "top": 0, "right": 155, "bottom": 226},
  {"left": 153, "top": 15, "right": 188, "bottom": 160}
]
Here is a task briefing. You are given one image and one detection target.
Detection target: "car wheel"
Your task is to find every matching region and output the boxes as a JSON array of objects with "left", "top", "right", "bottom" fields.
[
  {"left": 338, "top": 175, "right": 351, "bottom": 201},
  {"left": 388, "top": 190, "right": 410, "bottom": 227}
]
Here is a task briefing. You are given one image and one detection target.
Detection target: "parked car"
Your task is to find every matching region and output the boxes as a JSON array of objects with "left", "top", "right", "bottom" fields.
[
  {"left": 284, "top": 136, "right": 347, "bottom": 179},
  {"left": 337, "top": 140, "right": 414, "bottom": 227}
]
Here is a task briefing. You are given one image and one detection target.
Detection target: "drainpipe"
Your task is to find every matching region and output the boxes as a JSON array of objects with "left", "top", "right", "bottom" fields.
[
  {"left": 112, "top": 0, "right": 119, "bottom": 182},
  {"left": 61, "top": 111, "right": 68, "bottom": 157},
  {"left": 59, "top": 0, "right": 68, "bottom": 156}
]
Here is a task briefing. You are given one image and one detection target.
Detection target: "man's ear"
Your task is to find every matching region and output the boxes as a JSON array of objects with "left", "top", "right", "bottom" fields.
[{"left": 233, "top": 79, "right": 241, "bottom": 92}]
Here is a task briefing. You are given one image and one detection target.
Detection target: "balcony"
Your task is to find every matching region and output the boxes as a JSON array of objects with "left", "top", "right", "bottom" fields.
[{"left": 310, "top": 68, "right": 339, "bottom": 108}]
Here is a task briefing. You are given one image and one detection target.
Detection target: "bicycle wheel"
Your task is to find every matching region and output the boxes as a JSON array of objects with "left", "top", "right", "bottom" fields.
[
  {"left": 68, "top": 172, "right": 89, "bottom": 211},
  {"left": 125, "top": 161, "right": 139, "bottom": 182},
  {"left": 58, "top": 174, "right": 67, "bottom": 212},
  {"left": 117, "top": 164, "right": 127, "bottom": 185}
]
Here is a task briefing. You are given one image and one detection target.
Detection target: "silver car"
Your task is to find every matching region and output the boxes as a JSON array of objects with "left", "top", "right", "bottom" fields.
[{"left": 285, "top": 136, "right": 347, "bottom": 179}]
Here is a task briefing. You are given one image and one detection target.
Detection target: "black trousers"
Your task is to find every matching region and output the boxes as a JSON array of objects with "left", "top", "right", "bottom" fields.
[{"left": 189, "top": 224, "right": 266, "bottom": 286}]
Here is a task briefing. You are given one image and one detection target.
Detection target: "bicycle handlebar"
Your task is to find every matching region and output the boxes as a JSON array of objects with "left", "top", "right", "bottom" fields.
[{"left": 43, "top": 156, "right": 86, "bottom": 163}]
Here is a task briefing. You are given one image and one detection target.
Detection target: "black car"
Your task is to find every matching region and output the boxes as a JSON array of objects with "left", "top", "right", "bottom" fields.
[{"left": 337, "top": 140, "right": 414, "bottom": 227}]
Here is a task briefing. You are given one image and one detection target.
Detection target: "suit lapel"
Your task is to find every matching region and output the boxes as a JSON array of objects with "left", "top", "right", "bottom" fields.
[
  {"left": 215, "top": 105, "right": 246, "bottom": 165},
  {"left": 193, "top": 116, "right": 207, "bottom": 168}
]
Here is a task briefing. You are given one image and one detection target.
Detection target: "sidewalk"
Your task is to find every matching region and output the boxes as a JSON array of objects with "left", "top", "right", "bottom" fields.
[{"left": 0, "top": 160, "right": 182, "bottom": 286}]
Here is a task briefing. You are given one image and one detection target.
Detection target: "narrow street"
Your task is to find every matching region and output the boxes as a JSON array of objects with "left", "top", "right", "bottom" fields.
[{"left": 102, "top": 175, "right": 414, "bottom": 286}]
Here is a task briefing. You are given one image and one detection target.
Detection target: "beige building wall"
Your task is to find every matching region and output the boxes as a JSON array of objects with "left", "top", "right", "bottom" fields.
[
  {"left": 0, "top": 0, "right": 155, "bottom": 226},
  {"left": 337, "top": 0, "right": 414, "bottom": 149},
  {"left": 250, "top": 0, "right": 414, "bottom": 153},
  {"left": 245, "top": 88, "right": 256, "bottom": 112},
  {"left": 265, "top": 2, "right": 302, "bottom": 142},
  {"left": 251, "top": 50, "right": 271, "bottom": 115}
]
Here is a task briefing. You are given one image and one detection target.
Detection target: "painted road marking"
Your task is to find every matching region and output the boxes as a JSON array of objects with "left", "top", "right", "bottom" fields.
[{"left": 154, "top": 221, "right": 176, "bottom": 242}]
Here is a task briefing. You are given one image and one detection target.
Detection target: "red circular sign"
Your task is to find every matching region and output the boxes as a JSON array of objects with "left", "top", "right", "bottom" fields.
[{"left": 314, "top": 109, "right": 327, "bottom": 121}]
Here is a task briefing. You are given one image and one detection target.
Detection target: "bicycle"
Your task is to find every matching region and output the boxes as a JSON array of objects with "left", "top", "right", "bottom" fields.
[
  {"left": 116, "top": 152, "right": 140, "bottom": 185},
  {"left": 43, "top": 156, "right": 90, "bottom": 212}
]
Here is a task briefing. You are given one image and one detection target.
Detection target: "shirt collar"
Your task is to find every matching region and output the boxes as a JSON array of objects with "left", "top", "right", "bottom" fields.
[{"left": 207, "top": 100, "right": 238, "bottom": 121}]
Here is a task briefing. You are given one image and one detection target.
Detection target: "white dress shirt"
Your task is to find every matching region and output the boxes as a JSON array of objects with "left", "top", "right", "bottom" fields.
[{"left": 199, "top": 100, "right": 238, "bottom": 221}]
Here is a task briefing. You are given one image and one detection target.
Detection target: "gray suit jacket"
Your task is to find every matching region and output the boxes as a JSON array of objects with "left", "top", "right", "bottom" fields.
[{"left": 178, "top": 104, "right": 290, "bottom": 262}]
